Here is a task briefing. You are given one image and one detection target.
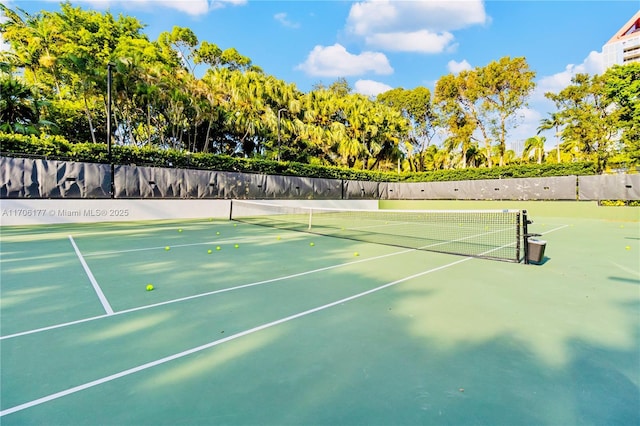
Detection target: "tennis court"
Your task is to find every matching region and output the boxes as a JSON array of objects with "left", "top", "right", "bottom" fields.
[{"left": 1, "top": 202, "right": 639, "bottom": 425}]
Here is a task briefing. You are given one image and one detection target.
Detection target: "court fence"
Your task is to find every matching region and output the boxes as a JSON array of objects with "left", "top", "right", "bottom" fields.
[{"left": 2, "top": 156, "right": 639, "bottom": 201}]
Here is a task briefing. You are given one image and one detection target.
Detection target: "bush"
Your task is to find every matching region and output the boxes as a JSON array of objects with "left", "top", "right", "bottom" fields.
[
  {"left": 0, "top": 133, "right": 599, "bottom": 182},
  {"left": 600, "top": 200, "right": 640, "bottom": 207}
]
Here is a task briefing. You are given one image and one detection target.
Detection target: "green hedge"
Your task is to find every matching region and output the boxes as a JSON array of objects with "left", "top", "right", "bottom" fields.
[{"left": 0, "top": 133, "right": 599, "bottom": 182}]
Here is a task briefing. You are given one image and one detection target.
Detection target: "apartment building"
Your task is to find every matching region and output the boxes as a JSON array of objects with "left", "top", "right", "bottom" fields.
[{"left": 602, "top": 11, "right": 640, "bottom": 69}]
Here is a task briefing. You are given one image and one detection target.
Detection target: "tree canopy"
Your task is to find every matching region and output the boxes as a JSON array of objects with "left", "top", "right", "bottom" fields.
[{"left": 1, "top": 3, "right": 637, "bottom": 173}]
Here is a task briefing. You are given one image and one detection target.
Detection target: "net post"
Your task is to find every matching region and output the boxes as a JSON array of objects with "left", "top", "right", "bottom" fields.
[
  {"left": 523, "top": 210, "right": 529, "bottom": 264},
  {"left": 517, "top": 210, "right": 522, "bottom": 262},
  {"left": 308, "top": 208, "right": 313, "bottom": 230},
  {"left": 229, "top": 199, "right": 234, "bottom": 221}
]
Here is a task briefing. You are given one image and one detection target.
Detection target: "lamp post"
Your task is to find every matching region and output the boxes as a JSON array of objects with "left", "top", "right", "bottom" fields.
[
  {"left": 277, "top": 107, "right": 287, "bottom": 162},
  {"left": 107, "top": 63, "right": 114, "bottom": 198}
]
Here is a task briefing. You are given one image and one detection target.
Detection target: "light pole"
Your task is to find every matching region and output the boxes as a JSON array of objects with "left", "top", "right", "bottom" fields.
[
  {"left": 107, "top": 63, "right": 114, "bottom": 198},
  {"left": 277, "top": 107, "right": 287, "bottom": 162}
]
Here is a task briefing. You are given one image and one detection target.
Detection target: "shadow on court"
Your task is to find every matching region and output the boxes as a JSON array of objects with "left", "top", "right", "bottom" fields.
[{"left": 1, "top": 217, "right": 639, "bottom": 425}]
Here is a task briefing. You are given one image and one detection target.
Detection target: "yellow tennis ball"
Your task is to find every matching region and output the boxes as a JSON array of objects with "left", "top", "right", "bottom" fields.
[
  {"left": 234, "top": 244, "right": 239, "bottom": 249},
  {"left": 216, "top": 246, "right": 221, "bottom": 251},
  {"left": 207, "top": 249, "right": 212, "bottom": 254},
  {"left": 165, "top": 246, "right": 170, "bottom": 251},
  {"left": 146, "top": 284, "right": 154, "bottom": 291},
  {"left": 178, "top": 229, "right": 182, "bottom": 233},
  {"left": 216, "top": 231, "right": 220, "bottom": 235},
  {"left": 625, "top": 246, "right": 631, "bottom": 250},
  {"left": 354, "top": 252, "right": 359, "bottom": 256},
  {"left": 276, "top": 236, "right": 281, "bottom": 240},
  {"left": 310, "top": 242, "right": 315, "bottom": 246}
]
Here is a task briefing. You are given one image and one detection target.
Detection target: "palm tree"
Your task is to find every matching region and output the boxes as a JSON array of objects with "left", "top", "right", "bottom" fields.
[
  {"left": 465, "top": 143, "right": 485, "bottom": 167},
  {"left": 0, "top": 76, "right": 43, "bottom": 134},
  {"left": 523, "top": 135, "right": 546, "bottom": 164},
  {"left": 63, "top": 53, "right": 102, "bottom": 144},
  {"left": 442, "top": 135, "right": 462, "bottom": 167},
  {"left": 502, "top": 149, "right": 517, "bottom": 166},
  {"left": 537, "top": 112, "right": 562, "bottom": 163},
  {"left": 433, "top": 147, "right": 452, "bottom": 170}
]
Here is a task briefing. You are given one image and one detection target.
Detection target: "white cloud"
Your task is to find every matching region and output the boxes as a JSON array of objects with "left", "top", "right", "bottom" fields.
[
  {"left": 163, "top": 1, "right": 209, "bottom": 16},
  {"left": 0, "top": 5, "right": 11, "bottom": 52},
  {"left": 534, "top": 50, "right": 604, "bottom": 101},
  {"left": 366, "top": 30, "right": 454, "bottom": 54},
  {"left": 296, "top": 43, "right": 393, "bottom": 77},
  {"left": 347, "top": 0, "right": 398, "bottom": 35},
  {"left": 525, "top": 50, "right": 605, "bottom": 150},
  {"left": 347, "top": 0, "right": 486, "bottom": 34},
  {"left": 212, "top": 0, "right": 247, "bottom": 7},
  {"left": 274, "top": 12, "right": 300, "bottom": 29},
  {"left": 514, "top": 51, "right": 603, "bottom": 150},
  {"left": 0, "top": 36, "right": 8, "bottom": 52},
  {"left": 40, "top": 0, "right": 247, "bottom": 16},
  {"left": 447, "top": 59, "right": 472, "bottom": 74},
  {"left": 346, "top": 0, "right": 486, "bottom": 53},
  {"left": 354, "top": 79, "right": 393, "bottom": 97}
]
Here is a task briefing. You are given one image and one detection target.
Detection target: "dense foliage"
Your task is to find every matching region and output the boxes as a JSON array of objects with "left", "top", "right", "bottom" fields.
[
  {"left": 1, "top": 3, "right": 638, "bottom": 173},
  {"left": 0, "top": 132, "right": 598, "bottom": 182}
]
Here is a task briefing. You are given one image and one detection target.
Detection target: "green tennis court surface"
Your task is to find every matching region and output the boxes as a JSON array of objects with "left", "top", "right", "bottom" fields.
[{"left": 1, "top": 214, "right": 639, "bottom": 425}]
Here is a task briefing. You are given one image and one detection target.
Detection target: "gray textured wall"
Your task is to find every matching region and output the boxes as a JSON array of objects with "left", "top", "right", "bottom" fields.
[{"left": 2, "top": 156, "right": 638, "bottom": 200}]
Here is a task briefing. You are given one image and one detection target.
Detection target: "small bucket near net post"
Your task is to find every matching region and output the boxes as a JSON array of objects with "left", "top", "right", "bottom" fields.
[{"left": 523, "top": 211, "right": 546, "bottom": 265}]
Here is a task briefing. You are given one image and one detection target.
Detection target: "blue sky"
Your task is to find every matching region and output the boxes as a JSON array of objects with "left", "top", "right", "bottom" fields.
[{"left": 3, "top": 0, "right": 640, "bottom": 149}]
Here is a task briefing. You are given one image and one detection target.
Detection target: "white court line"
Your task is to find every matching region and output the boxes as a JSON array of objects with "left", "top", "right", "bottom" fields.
[
  {"left": 0, "top": 247, "right": 415, "bottom": 340},
  {"left": 1, "top": 224, "right": 568, "bottom": 341},
  {"left": 0, "top": 221, "right": 512, "bottom": 340},
  {"left": 0, "top": 221, "right": 212, "bottom": 241},
  {"left": 540, "top": 225, "right": 569, "bottom": 233},
  {"left": 68, "top": 236, "right": 114, "bottom": 315},
  {"left": 0, "top": 225, "right": 570, "bottom": 416},
  {"left": 0, "top": 255, "right": 473, "bottom": 418}
]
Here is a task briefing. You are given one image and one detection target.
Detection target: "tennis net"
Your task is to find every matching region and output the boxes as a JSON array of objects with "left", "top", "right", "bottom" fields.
[{"left": 230, "top": 200, "right": 526, "bottom": 262}]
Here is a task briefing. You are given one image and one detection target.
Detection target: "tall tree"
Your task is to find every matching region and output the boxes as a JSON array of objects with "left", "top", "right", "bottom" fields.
[
  {"left": 546, "top": 73, "right": 620, "bottom": 172},
  {"left": 434, "top": 73, "right": 483, "bottom": 167},
  {"left": 477, "top": 56, "right": 536, "bottom": 166},
  {"left": 435, "top": 57, "right": 536, "bottom": 168},
  {"left": 377, "top": 87, "right": 437, "bottom": 171},
  {"left": 602, "top": 63, "right": 640, "bottom": 167},
  {"left": 537, "top": 112, "right": 562, "bottom": 163}
]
